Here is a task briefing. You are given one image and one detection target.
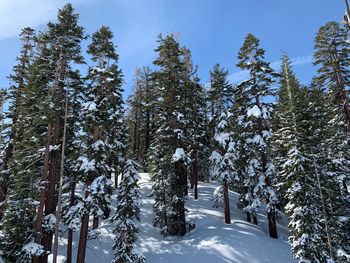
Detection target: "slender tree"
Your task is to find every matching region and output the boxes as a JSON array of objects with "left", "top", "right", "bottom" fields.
[
  {"left": 234, "top": 34, "right": 278, "bottom": 238},
  {"left": 111, "top": 160, "right": 145, "bottom": 263},
  {"left": 76, "top": 25, "right": 125, "bottom": 263}
]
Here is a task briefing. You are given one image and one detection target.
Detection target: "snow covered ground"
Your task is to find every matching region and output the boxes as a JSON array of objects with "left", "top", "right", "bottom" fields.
[{"left": 50, "top": 173, "right": 296, "bottom": 263}]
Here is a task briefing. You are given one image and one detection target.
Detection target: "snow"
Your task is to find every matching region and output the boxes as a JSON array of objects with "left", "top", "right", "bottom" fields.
[
  {"left": 78, "top": 156, "right": 96, "bottom": 172},
  {"left": 82, "top": 101, "right": 97, "bottom": 111},
  {"left": 172, "top": 148, "right": 187, "bottom": 162},
  {"left": 214, "top": 132, "right": 230, "bottom": 146},
  {"left": 49, "top": 173, "right": 296, "bottom": 263},
  {"left": 247, "top": 105, "right": 261, "bottom": 118},
  {"left": 22, "top": 242, "right": 45, "bottom": 256}
]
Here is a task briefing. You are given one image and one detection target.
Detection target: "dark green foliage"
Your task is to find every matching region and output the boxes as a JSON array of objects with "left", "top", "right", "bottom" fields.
[{"left": 111, "top": 160, "right": 145, "bottom": 263}]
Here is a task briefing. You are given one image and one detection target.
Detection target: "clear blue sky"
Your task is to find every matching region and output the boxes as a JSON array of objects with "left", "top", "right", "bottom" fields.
[{"left": 0, "top": 0, "right": 346, "bottom": 98}]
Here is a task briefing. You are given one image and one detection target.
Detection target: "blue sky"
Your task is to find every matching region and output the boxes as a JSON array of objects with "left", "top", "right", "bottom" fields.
[{"left": 0, "top": 0, "right": 346, "bottom": 98}]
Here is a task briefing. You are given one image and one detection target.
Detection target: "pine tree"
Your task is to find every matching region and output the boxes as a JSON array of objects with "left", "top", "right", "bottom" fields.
[
  {"left": 111, "top": 160, "right": 145, "bottom": 263},
  {"left": 0, "top": 27, "right": 36, "bottom": 220},
  {"left": 208, "top": 64, "right": 233, "bottom": 140},
  {"left": 313, "top": 21, "right": 350, "bottom": 131},
  {"left": 313, "top": 22, "right": 350, "bottom": 260},
  {"left": 209, "top": 111, "right": 238, "bottom": 223},
  {"left": 179, "top": 47, "right": 210, "bottom": 199},
  {"left": 60, "top": 70, "right": 85, "bottom": 263},
  {"left": 150, "top": 34, "right": 191, "bottom": 236},
  {"left": 186, "top": 75, "right": 210, "bottom": 198},
  {"left": 272, "top": 54, "right": 329, "bottom": 261},
  {"left": 36, "top": 5, "right": 86, "bottom": 260},
  {"left": 0, "top": 27, "right": 54, "bottom": 262},
  {"left": 272, "top": 53, "right": 310, "bottom": 208},
  {"left": 127, "top": 67, "right": 156, "bottom": 169},
  {"left": 76, "top": 25, "right": 125, "bottom": 263},
  {"left": 234, "top": 33, "right": 278, "bottom": 238}
]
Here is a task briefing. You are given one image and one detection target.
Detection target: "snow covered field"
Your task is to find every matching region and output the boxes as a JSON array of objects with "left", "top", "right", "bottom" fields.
[{"left": 50, "top": 173, "right": 296, "bottom": 263}]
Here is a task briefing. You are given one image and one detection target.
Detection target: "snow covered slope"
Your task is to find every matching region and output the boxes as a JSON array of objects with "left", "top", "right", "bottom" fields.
[{"left": 51, "top": 173, "right": 296, "bottom": 263}]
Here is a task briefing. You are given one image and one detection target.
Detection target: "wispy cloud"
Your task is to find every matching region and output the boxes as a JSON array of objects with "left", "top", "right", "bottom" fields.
[
  {"left": 229, "top": 55, "right": 313, "bottom": 84},
  {"left": 0, "top": 0, "right": 93, "bottom": 40}
]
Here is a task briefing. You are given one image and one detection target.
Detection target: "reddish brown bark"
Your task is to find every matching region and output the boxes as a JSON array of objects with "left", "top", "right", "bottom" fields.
[
  {"left": 76, "top": 213, "right": 89, "bottom": 263},
  {"left": 33, "top": 124, "right": 51, "bottom": 263},
  {"left": 92, "top": 216, "right": 99, "bottom": 230},
  {"left": 41, "top": 112, "right": 61, "bottom": 262}
]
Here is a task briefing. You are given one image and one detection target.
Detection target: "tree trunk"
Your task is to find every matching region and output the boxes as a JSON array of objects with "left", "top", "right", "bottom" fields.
[
  {"left": 91, "top": 127, "right": 100, "bottom": 230},
  {"left": 314, "top": 159, "right": 335, "bottom": 260},
  {"left": 53, "top": 92, "right": 69, "bottom": 263},
  {"left": 253, "top": 214, "right": 258, "bottom": 225},
  {"left": 268, "top": 212, "right": 278, "bottom": 238},
  {"left": 189, "top": 165, "right": 194, "bottom": 189},
  {"left": 76, "top": 126, "right": 100, "bottom": 262},
  {"left": 223, "top": 180, "right": 231, "bottom": 224},
  {"left": 66, "top": 181, "right": 76, "bottom": 263},
  {"left": 144, "top": 109, "right": 151, "bottom": 156},
  {"left": 92, "top": 216, "right": 99, "bottom": 230},
  {"left": 246, "top": 212, "right": 251, "bottom": 223},
  {"left": 76, "top": 213, "right": 89, "bottom": 263},
  {"left": 42, "top": 50, "right": 67, "bottom": 262},
  {"left": 41, "top": 112, "right": 61, "bottom": 262},
  {"left": 66, "top": 228, "right": 73, "bottom": 263},
  {"left": 132, "top": 120, "right": 137, "bottom": 156},
  {"left": 183, "top": 166, "right": 188, "bottom": 196},
  {"left": 193, "top": 161, "right": 198, "bottom": 200},
  {"left": 33, "top": 124, "right": 51, "bottom": 263}
]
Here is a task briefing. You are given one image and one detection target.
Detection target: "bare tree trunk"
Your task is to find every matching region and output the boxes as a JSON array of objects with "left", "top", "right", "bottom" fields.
[
  {"left": 189, "top": 165, "right": 194, "bottom": 189},
  {"left": 76, "top": 213, "right": 89, "bottom": 263},
  {"left": 223, "top": 180, "right": 231, "bottom": 224},
  {"left": 144, "top": 109, "right": 151, "bottom": 156},
  {"left": 268, "top": 212, "right": 277, "bottom": 238},
  {"left": 66, "top": 181, "right": 76, "bottom": 263},
  {"left": 246, "top": 213, "right": 251, "bottom": 223},
  {"left": 313, "top": 159, "right": 335, "bottom": 260},
  {"left": 52, "top": 91, "right": 68, "bottom": 263},
  {"left": 92, "top": 216, "right": 99, "bottom": 230},
  {"left": 76, "top": 126, "right": 100, "bottom": 262},
  {"left": 33, "top": 124, "right": 51, "bottom": 263},
  {"left": 174, "top": 162, "right": 187, "bottom": 236},
  {"left": 253, "top": 214, "right": 258, "bottom": 225},
  {"left": 42, "top": 50, "right": 66, "bottom": 263},
  {"left": 193, "top": 160, "right": 198, "bottom": 200},
  {"left": 92, "top": 126, "right": 100, "bottom": 230}
]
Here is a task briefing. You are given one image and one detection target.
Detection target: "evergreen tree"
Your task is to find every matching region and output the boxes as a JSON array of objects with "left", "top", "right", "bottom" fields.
[
  {"left": 111, "top": 160, "right": 145, "bottom": 263},
  {"left": 180, "top": 48, "right": 210, "bottom": 198},
  {"left": 0, "top": 27, "right": 36, "bottom": 220},
  {"left": 313, "top": 22, "right": 350, "bottom": 260},
  {"left": 150, "top": 34, "right": 191, "bottom": 236},
  {"left": 76, "top": 25, "right": 125, "bottom": 263},
  {"left": 273, "top": 54, "right": 329, "bottom": 262},
  {"left": 60, "top": 70, "right": 85, "bottom": 263},
  {"left": 234, "top": 33, "right": 278, "bottom": 238},
  {"left": 186, "top": 75, "right": 211, "bottom": 198},
  {"left": 208, "top": 64, "right": 233, "bottom": 140},
  {"left": 272, "top": 53, "right": 309, "bottom": 208},
  {"left": 209, "top": 111, "right": 238, "bottom": 223},
  {"left": 313, "top": 21, "right": 350, "bottom": 131},
  {"left": 37, "top": 4, "right": 86, "bottom": 260},
  {"left": 0, "top": 27, "right": 53, "bottom": 262},
  {"left": 127, "top": 67, "right": 156, "bottom": 169}
]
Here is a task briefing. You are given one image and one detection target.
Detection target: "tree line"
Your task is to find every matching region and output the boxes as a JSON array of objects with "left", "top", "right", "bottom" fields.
[
  {"left": 0, "top": 3, "right": 349, "bottom": 263},
  {"left": 127, "top": 24, "right": 350, "bottom": 263}
]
